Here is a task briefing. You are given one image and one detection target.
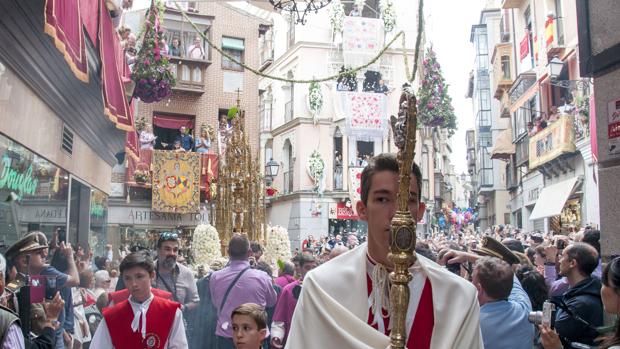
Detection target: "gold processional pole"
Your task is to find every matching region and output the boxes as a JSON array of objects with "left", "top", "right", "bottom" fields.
[{"left": 388, "top": 86, "right": 418, "bottom": 348}]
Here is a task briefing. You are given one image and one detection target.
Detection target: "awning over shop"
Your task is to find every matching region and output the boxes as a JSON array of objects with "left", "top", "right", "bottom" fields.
[
  {"left": 490, "top": 129, "right": 516, "bottom": 160},
  {"left": 529, "top": 177, "right": 579, "bottom": 220}
]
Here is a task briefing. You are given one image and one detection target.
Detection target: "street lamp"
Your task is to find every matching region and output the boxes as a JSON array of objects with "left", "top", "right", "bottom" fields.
[
  {"left": 265, "top": 158, "right": 280, "bottom": 184},
  {"left": 547, "top": 55, "right": 591, "bottom": 90}
]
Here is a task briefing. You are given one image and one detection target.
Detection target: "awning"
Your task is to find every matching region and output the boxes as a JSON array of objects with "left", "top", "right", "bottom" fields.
[
  {"left": 152, "top": 114, "right": 194, "bottom": 130},
  {"left": 490, "top": 129, "right": 516, "bottom": 161},
  {"left": 529, "top": 177, "right": 579, "bottom": 220},
  {"left": 222, "top": 37, "right": 244, "bottom": 51}
]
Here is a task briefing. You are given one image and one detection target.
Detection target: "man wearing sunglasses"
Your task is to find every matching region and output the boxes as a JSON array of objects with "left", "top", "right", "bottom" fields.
[{"left": 154, "top": 232, "right": 199, "bottom": 340}]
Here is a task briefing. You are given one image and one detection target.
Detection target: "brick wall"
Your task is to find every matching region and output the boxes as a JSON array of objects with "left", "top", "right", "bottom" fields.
[{"left": 136, "top": 2, "right": 263, "bottom": 154}]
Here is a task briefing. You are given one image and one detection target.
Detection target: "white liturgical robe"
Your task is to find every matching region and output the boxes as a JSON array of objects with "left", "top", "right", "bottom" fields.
[{"left": 285, "top": 243, "right": 483, "bottom": 349}]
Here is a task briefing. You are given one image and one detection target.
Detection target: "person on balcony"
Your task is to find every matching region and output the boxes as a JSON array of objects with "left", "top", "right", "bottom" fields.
[
  {"left": 195, "top": 128, "right": 211, "bottom": 154},
  {"left": 374, "top": 79, "right": 389, "bottom": 94},
  {"left": 186, "top": 37, "right": 205, "bottom": 60},
  {"left": 175, "top": 126, "right": 194, "bottom": 151},
  {"left": 139, "top": 125, "right": 157, "bottom": 150},
  {"left": 349, "top": 4, "right": 362, "bottom": 16},
  {"left": 159, "top": 38, "right": 169, "bottom": 56},
  {"left": 171, "top": 140, "right": 186, "bottom": 153},
  {"left": 169, "top": 37, "right": 182, "bottom": 57}
]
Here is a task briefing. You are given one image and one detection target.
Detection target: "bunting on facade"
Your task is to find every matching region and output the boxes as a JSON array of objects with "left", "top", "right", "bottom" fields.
[
  {"left": 44, "top": 0, "right": 89, "bottom": 83},
  {"left": 545, "top": 17, "right": 555, "bottom": 46},
  {"left": 152, "top": 151, "right": 201, "bottom": 214}
]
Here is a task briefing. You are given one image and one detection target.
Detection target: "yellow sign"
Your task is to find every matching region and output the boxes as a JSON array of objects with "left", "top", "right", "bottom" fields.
[{"left": 152, "top": 150, "right": 201, "bottom": 213}]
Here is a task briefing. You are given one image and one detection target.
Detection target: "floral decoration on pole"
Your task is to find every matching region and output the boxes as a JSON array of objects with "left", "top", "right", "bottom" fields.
[
  {"left": 329, "top": 0, "right": 345, "bottom": 43},
  {"left": 416, "top": 47, "right": 457, "bottom": 136},
  {"left": 307, "top": 150, "right": 326, "bottom": 195},
  {"left": 191, "top": 224, "right": 222, "bottom": 268},
  {"left": 132, "top": 1, "right": 176, "bottom": 103},
  {"left": 263, "top": 225, "right": 292, "bottom": 268},
  {"left": 308, "top": 81, "right": 323, "bottom": 124},
  {"left": 380, "top": 0, "right": 396, "bottom": 33}
]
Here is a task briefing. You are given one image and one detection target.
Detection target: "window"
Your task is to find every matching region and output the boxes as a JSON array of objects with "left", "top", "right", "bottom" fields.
[
  {"left": 478, "top": 110, "right": 491, "bottom": 128},
  {"left": 479, "top": 90, "right": 491, "bottom": 110},
  {"left": 554, "top": 0, "right": 564, "bottom": 45},
  {"left": 222, "top": 37, "right": 244, "bottom": 71},
  {"left": 501, "top": 55, "right": 511, "bottom": 79},
  {"left": 479, "top": 133, "right": 492, "bottom": 148},
  {"left": 163, "top": 24, "right": 211, "bottom": 60},
  {"left": 476, "top": 30, "right": 488, "bottom": 55},
  {"left": 287, "top": 15, "right": 295, "bottom": 49},
  {"left": 342, "top": 0, "right": 380, "bottom": 18},
  {"left": 524, "top": 7, "right": 534, "bottom": 68}
]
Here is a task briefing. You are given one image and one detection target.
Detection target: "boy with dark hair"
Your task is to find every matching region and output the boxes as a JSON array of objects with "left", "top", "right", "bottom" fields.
[
  {"left": 231, "top": 303, "right": 268, "bottom": 349},
  {"left": 90, "top": 252, "right": 187, "bottom": 348}
]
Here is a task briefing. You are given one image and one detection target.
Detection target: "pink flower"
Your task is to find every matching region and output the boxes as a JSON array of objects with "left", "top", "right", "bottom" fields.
[{"left": 144, "top": 59, "right": 150, "bottom": 65}]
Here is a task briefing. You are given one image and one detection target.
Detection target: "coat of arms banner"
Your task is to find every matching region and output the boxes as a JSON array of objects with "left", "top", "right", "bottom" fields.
[{"left": 152, "top": 150, "right": 201, "bottom": 213}]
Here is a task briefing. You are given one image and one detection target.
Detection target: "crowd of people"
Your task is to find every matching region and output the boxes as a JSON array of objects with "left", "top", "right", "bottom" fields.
[{"left": 1, "top": 153, "right": 620, "bottom": 349}]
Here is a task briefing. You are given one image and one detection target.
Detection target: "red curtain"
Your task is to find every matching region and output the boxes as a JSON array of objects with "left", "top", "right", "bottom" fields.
[
  {"left": 153, "top": 114, "right": 194, "bottom": 130},
  {"left": 80, "top": 0, "right": 99, "bottom": 44},
  {"left": 99, "top": 0, "right": 133, "bottom": 131},
  {"left": 44, "top": 0, "right": 89, "bottom": 82}
]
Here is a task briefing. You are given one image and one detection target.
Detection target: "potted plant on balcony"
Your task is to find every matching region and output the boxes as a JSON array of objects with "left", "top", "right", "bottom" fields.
[{"left": 132, "top": 1, "right": 176, "bottom": 103}]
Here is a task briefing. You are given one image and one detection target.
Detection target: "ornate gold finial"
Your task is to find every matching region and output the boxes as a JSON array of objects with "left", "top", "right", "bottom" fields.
[{"left": 388, "top": 83, "right": 418, "bottom": 348}]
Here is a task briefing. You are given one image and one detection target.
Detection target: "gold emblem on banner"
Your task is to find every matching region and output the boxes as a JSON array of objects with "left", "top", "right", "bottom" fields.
[{"left": 152, "top": 150, "right": 201, "bottom": 213}]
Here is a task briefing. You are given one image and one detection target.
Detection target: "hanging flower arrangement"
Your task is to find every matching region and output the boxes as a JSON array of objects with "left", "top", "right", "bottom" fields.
[
  {"left": 263, "top": 225, "right": 292, "bottom": 268},
  {"left": 265, "top": 186, "right": 279, "bottom": 197},
  {"left": 132, "top": 1, "right": 175, "bottom": 103},
  {"left": 306, "top": 150, "right": 325, "bottom": 195},
  {"left": 191, "top": 224, "right": 222, "bottom": 268},
  {"left": 307, "top": 82, "right": 323, "bottom": 123},
  {"left": 380, "top": 0, "right": 397, "bottom": 33},
  {"left": 329, "top": 0, "right": 345, "bottom": 37}
]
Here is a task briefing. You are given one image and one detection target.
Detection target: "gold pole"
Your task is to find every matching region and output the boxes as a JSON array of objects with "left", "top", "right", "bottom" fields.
[{"left": 388, "top": 87, "right": 418, "bottom": 348}]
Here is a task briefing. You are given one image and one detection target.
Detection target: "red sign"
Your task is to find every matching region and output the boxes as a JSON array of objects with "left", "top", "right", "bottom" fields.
[
  {"left": 519, "top": 34, "right": 529, "bottom": 61},
  {"left": 330, "top": 202, "right": 359, "bottom": 220}
]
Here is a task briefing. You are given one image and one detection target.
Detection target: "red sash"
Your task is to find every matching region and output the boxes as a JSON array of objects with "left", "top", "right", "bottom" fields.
[
  {"left": 366, "top": 275, "right": 434, "bottom": 349},
  {"left": 103, "top": 296, "right": 180, "bottom": 349},
  {"left": 108, "top": 287, "right": 173, "bottom": 306}
]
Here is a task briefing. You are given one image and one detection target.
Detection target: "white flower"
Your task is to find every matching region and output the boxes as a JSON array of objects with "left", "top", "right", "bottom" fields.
[
  {"left": 263, "top": 225, "right": 292, "bottom": 269},
  {"left": 380, "top": 0, "right": 396, "bottom": 33},
  {"left": 191, "top": 224, "right": 222, "bottom": 268},
  {"left": 308, "top": 82, "right": 323, "bottom": 116},
  {"left": 329, "top": 0, "right": 345, "bottom": 35},
  {"left": 306, "top": 150, "right": 325, "bottom": 194}
]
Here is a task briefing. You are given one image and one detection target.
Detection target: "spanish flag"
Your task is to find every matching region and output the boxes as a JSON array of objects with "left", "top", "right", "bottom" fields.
[{"left": 545, "top": 17, "right": 555, "bottom": 46}]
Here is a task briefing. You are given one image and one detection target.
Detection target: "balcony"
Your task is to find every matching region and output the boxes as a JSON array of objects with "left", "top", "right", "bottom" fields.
[
  {"left": 491, "top": 43, "right": 514, "bottom": 100},
  {"left": 529, "top": 115, "right": 576, "bottom": 169},
  {"left": 169, "top": 57, "right": 210, "bottom": 94},
  {"left": 499, "top": 92, "right": 511, "bottom": 118},
  {"left": 502, "top": 0, "right": 526, "bottom": 9},
  {"left": 515, "top": 135, "right": 529, "bottom": 167},
  {"left": 284, "top": 100, "right": 293, "bottom": 123}
]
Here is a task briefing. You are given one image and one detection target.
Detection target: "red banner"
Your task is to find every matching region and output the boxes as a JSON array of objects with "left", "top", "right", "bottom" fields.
[
  {"left": 519, "top": 34, "right": 529, "bottom": 61},
  {"left": 44, "top": 0, "right": 89, "bottom": 83},
  {"left": 329, "top": 202, "right": 359, "bottom": 220},
  {"left": 99, "top": 0, "right": 133, "bottom": 131}
]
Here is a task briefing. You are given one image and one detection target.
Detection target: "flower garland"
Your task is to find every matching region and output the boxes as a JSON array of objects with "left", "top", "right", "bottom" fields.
[
  {"left": 329, "top": 0, "right": 345, "bottom": 38},
  {"left": 308, "top": 82, "right": 323, "bottom": 124},
  {"left": 263, "top": 225, "right": 292, "bottom": 268},
  {"left": 132, "top": 1, "right": 176, "bottom": 103},
  {"left": 191, "top": 224, "right": 222, "bottom": 268},
  {"left": 306, "top": 150, "right": 325, "bottom": 195},
  {"left": 380, "top": 0, "right": 397, "bottom": 33}
]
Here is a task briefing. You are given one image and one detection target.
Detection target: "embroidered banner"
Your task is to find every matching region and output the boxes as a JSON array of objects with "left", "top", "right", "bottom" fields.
[
  {"left": 342, "top": 17, "right": 384, "bottom": 69},
  {"left": 99, "top": 0, "right": 133, "bottom": 131},
  {"left": 44, "top": 0, "right": 89, "bottom": 82},
  {"left": 152, "top": 151, "right": 201, "bottom": 213},
  {"left": 343, "top": 92, "right": 388, "bottom": 138},
  {"left": 348, "top": 166, "right": 364, "bottom": 212},
  {"left": 519, "top": 34, "right": 529, "bottom": 62}
]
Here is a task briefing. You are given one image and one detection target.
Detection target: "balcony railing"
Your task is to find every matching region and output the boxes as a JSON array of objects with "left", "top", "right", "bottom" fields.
[
  {"left": 529, "top": 115, "right": 576, "bottom": 169},
  {"left": 516, "top": 135, "right": 529, "bottom": 167},
  {"left": 492, "top": 43, "right": 513, "bottom": 99},
  {"left": 169, "top": 57, "right": 210, "bottom": 94},
  {"left": 283, "top": 170, "right": 293, "bottom": 194},
  {"left": 259, "top": 104, "right": 272, "bottom": 132},
  {"left": 260, "top": 42, "right": 274, "bottom": 67},
  {"left": 284, "top": 100, "right": 293, "bottom": 123}
]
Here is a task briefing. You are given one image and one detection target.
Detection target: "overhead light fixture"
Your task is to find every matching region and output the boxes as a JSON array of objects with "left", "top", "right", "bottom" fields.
[{"left": 269, "top": 0, "right": 332, "bottom": 25}]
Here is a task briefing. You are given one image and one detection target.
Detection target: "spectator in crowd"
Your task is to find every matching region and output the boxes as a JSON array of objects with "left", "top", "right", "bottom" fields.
[
  {"left": 139, "top": 125, "right": 157, "bottom": 150},
  {"left": 271, "top": 254, "right": 318, "bottom": 348},
  {"left": 175, "top": 126, "right": 194, "bottom": 151},
  {"left": 186, "top": 37, "right": 205, "bottom": 59},
  {"left": 195, "top": 128, "right": 212, "bottom": 154},
  {"left": 169, "top": 37, "right": 182, "bottom": 57},
  {"left": 171, "top": 139, "right": 186, "bottom": 152},
  {"left": 552, "top": 242, "right": 603, "bottom": 347},
  {"left": 231, "top": 303, "right": 269, "bottom": 349},
  {"left": 250, "top": 242, "right": 263, "bottom": 263},
  {"left": 274, "top": 262, "right": 295, "bottom": 289},
  {"left": 209, "top": 234, "right": 277, "bottom": 349},
  {"left": 154, "top": 232, "right": 199, "bottom": 343},
  {"left": 93, "top": 270, "right": 111, "bottom": 300}
]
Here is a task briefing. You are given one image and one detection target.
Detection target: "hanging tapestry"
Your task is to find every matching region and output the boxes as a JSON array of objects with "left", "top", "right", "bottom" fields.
[
  {"left": 348, "top": 166, "right": 364, "bottom": 212},
  {"left": 343, "top": 92, "right": 388, "bottom": 138},
  {"left": 152, "top": 150, "right": 201, "bottom": 213},
  {"left": 342, "top": 17, "right": 384, "bottom": 69}
]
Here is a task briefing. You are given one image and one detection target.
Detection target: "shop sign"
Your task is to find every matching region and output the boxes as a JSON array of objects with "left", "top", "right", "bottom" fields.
[
  {"left": 18, "top": 206, "right": 67, "bottom": 224},
  {"left": 108, "top": 206, "right": 210, "bottom": 226},
  {"left": 608, "top": 98, "right": 620, "bottom": 159},
  {"left": 0, "top": 155, "right": 39, "bottom": 197},
  {"left": 328, "top": 202, "right": 358, "bottom": 220}
]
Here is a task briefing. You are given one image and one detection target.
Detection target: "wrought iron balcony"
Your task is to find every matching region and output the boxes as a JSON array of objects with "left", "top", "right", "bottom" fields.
[
  {"left": 529, "top": 115, "right": 576, "bottom": 169},
  {"left": 515, "top": 135, "right": 529, "bottom": 167}
]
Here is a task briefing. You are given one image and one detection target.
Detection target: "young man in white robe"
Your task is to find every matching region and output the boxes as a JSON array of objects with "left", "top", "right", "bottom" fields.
[{"left": 286, "top": 154, "right": 483, "bottom": 349}]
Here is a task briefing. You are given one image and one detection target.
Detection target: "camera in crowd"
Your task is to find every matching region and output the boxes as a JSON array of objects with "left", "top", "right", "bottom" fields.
[{"left": 528, "top": 300, "right": 556, "bottom": 328}]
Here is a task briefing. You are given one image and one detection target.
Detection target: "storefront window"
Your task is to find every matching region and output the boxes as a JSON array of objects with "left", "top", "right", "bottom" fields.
[
  {"left": 90, "top": 188, "right": 109, "bottom": 257},
  {"left": 0, "top": 134, "right": 70, "bottom": 248}
]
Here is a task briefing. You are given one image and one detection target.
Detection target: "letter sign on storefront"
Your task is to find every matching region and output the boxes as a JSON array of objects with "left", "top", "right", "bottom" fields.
[{"left": 0, "top": 155, "right": 39, "bottom": 197}]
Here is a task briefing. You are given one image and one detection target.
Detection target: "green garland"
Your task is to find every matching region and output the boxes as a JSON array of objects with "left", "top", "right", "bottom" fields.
[{"left": 173, "top": 0, "right": 424, "bottom": 85}]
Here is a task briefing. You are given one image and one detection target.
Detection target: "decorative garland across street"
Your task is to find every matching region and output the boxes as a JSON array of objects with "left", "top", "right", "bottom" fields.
[{"left": 173, "top": 0, "right": 425, "bottom": 84}]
